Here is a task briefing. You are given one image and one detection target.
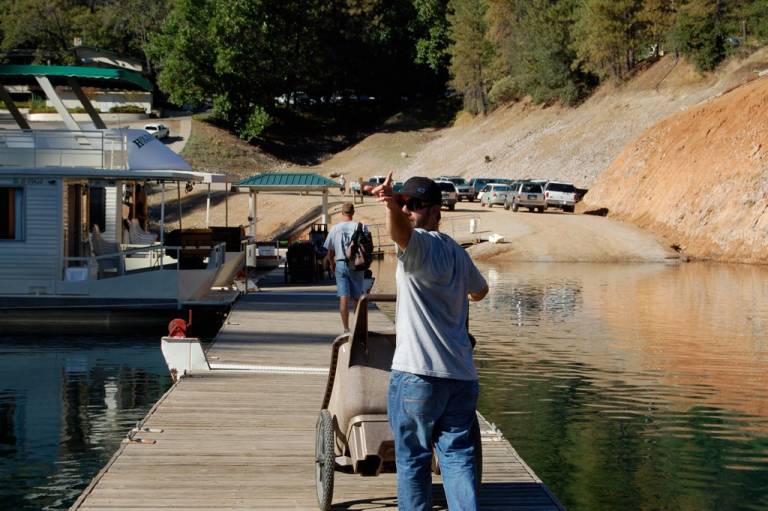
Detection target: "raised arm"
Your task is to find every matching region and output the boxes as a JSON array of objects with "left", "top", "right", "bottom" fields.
[{"left": 370, "top": 171, "right": 412, "bottom": 251}]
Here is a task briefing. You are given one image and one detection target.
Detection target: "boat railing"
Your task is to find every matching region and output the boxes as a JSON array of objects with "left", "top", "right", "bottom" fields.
[{"left": 0, "top": 129, "right": 128, "bottom": 169}]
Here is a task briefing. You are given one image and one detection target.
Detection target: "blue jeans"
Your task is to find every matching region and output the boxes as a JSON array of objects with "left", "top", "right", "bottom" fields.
[
  {"left": 388, "top": 370, "right": 480, "bottom": 511},
  {"left": 334, "top": 260, "right": 364, "bottom": 298}
]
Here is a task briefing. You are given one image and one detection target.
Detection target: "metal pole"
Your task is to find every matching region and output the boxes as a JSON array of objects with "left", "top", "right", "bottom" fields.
[
  {"left": 321, "top": 189, "right": 328, "bottom": 225},
  {"left": 248, "top": 190, "right": 255, "bottom": 238},
  {"left": 225, "top": 182, "right": 229, "bottom": 227},
  {"left": 160, "top": 181, "right": 165, "bottom": 245},
  {"left": 177, "top": 181, "right": 182, "bottom": 230},
  {"left": 205, "top": 183, "right": 211, "bottom": 228}
]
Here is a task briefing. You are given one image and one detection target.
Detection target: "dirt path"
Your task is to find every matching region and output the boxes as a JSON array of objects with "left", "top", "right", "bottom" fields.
[
  {"left": 169, "top": 187, "right": 677, "bottom": 263},
  {"left": 459, "top": 201, "right": 678, "bottom": 263}
]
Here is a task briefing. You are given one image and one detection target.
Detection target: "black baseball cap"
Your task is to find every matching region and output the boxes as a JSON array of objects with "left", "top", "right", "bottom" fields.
[{"left": 399, "top": 177, "right": 441, "bottom": 206}]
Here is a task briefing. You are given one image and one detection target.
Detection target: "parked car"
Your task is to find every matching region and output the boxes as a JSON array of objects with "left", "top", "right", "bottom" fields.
[
  {"left": 544, "top": 181, "right": 577, "bottom": 212},
  {"left": 505, "top": 182, "right": 546, "bottom": 212},
  {"left": 144, "top": 123, "right": 169, "bottom": 139},
  {"left": 469, "top": 177, "right": 494, "bottom": 195},
  {"left": 350, "top": 175, "right": 386, "bottom": 195},
  {"left": 480, "top": 183, "right": 511, "bottom": 207},
  {"left": 435, "top": 180, "right": 458, "bottom": 210},
  {"left": 437, "top": 175, "right": 475, "bottom": 201}
]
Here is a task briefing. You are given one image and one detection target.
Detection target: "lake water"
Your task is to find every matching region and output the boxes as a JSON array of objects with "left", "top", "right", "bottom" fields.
[
  {"left": 0, "top": 336, "right": 172, "bottom": 510},
  {"left": 2, "top": 260, "right": 767, "bottom": 510},
  {"left": 373, "top": 259, "right": 768, "bottom": 511}
]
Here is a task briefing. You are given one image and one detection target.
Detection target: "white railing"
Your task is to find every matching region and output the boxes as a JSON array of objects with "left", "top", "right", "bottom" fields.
[
  {"left": 366, "top": 214, "right": 481, "bottom": 253},
  {"left": 0, "top": 129, "right": 128, "bottom": 169},
  {"left": 61, "top": 243, "right": 228, "bottom": 281}
]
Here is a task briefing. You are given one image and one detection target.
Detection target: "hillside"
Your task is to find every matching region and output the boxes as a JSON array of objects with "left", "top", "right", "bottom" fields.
[
  {"left": 583, "top": 75, "right": 768, "bottom": 263},
  {"left": 325, "top": 49, "right": 768, "bottom": 189}
]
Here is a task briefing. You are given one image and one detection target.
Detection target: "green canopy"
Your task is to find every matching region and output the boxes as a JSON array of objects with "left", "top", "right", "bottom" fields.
[
  {"left": 0, "top": 64, "right": 153, "bottom": 91},
  {"left": 238, "top": 172, "right": 339, "bottom": 190}
]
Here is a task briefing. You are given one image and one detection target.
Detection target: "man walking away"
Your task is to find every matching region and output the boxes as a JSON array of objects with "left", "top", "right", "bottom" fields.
[
  {"left": 323, "top": 202, "right": 369, "bottom": 332},
  {"left": 339, "top": 174, "right": 346, "bottom": 195},
  {"left": 371, "top": 172, "right": 489, "bottom": 511}
]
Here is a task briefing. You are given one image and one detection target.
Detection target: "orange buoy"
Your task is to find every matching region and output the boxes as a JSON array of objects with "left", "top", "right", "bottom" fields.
[{"left": 168, "top": 318, "right": 187, "bottom": 338}]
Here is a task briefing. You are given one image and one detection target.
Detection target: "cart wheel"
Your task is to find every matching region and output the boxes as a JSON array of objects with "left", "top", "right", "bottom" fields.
[{"left": 315, "top": 409, "right": 335, "bottom": 511}]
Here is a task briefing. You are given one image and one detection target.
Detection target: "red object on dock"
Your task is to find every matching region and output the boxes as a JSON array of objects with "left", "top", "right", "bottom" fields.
[{"left": 168, "top": 319, "right": 187, "bottom": 338}]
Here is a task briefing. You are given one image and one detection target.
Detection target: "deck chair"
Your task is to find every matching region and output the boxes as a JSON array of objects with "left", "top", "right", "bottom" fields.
[
  {"left": 128, "top": 218, "right": 158, "bottom": 244},
  {"left": 89, "top": 226, "right": 125, "bottom": 277}
]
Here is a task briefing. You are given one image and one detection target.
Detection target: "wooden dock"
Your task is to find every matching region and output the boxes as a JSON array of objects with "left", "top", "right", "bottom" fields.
[{"left": 72, "top": 276, "right": 564, "bottom": 510}]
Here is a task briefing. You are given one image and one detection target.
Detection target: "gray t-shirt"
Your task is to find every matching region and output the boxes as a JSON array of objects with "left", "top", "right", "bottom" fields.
[
  {"left": 324, "top": 221, "right": 369, "bottom": 261},
  {"left": 392, "top": 228, "right": 487, "bottom": 380}
]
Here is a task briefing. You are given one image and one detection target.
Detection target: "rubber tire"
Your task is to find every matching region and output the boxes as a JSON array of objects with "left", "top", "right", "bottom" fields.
[
  {"left": 449, "top": 204, "right": 455, "bottom": 211},
  {"left": 504, "top": 202, "right": 510, "bottom": 210},
  {"left": 315, "top": 409, "right": 335, "bottom": 511},
  {"left": 512, "top": 202, "right": 519, "bottom": 212},
  {"left": 537, "top": 207, "right": 544, "bottom": 213}
]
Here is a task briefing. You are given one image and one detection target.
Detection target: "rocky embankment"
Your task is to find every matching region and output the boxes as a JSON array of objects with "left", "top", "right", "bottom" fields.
[{"left": 584, "top": 76, "right": 768, "bottom": 263}]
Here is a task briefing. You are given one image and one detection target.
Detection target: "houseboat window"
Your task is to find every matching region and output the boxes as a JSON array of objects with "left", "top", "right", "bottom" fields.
[
  {"left": 0, "top": 187, "right": 24, "bottom": 240},
  {"left": 89, "top": 187, "right": 106, "bottom": 233}
]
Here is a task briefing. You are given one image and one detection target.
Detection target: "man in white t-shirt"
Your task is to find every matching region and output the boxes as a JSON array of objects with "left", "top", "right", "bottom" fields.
[{"left": 371, "top": 173, "right": 488, "bottom": 511}]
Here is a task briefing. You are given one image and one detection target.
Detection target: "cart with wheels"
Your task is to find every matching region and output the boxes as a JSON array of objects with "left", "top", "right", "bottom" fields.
[{"left": 314, "top": 294, "right": 482, "bottom": 510}]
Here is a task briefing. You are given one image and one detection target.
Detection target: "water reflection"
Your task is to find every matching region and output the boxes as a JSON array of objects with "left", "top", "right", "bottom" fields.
[
  {"left": 372, "top": 258, "right": 768, "bottom": 511},
  {"left": 0, "top": 336, "right": 171, "bottom": 511}
]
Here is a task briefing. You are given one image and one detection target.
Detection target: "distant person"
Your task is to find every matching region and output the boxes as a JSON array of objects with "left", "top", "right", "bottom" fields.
[
  {"left": 371, "top": 172, "right": 488, "bottom": 511},
  {"left": 323, "top": 202, "right": 369, "bottom": 332},
  {"left": 339, "top": 174, "right": 346, "bottom": 195}
]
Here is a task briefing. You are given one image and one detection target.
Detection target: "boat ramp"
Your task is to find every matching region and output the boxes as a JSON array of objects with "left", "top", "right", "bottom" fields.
[{"left": 71, "top": 273, "right": 564, "bottom": 510}]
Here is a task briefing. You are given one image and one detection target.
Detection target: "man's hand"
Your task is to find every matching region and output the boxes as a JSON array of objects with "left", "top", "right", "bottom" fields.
[{"left": 369, "top": 171, "right": 401, "bottom": 210}]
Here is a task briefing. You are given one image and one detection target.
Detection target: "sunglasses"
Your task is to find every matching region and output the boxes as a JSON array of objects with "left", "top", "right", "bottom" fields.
[{"left": 398, "top": 198, "right": 434, "bottom": 211}]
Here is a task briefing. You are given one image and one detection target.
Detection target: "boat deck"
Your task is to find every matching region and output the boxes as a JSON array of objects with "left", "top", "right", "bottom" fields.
[{"left": 71, "top": 276, "right": 564, "bottom": 510}]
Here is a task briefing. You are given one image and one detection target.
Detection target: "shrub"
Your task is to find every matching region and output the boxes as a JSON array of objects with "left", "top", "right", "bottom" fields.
[
  {"left": 488, "top": 76, "right": 523, "bottom": 106},
  {"left": 109, "top": 104, "right": 147, "bottom": 113},
  {"left": 238, "top": 105, "right": 272, "bottom": 142}
]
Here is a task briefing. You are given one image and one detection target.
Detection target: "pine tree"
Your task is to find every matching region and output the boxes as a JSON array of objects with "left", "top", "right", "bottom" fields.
[
  {"left": 448, "top": 0, "right": 495, "bottom": 114},
  {"left": 573, "top": 0, "right": 644, "bottom": 80}
]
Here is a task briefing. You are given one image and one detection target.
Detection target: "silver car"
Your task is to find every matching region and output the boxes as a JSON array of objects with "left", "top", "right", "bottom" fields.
[
  {"left": 505, "top": 182, "right": 546, "bottom": 212},
  {"left": 480, "top": 183, "right": 510, "bottom": 208}
]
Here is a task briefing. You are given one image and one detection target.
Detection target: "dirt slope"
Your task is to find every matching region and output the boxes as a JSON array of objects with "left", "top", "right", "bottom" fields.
[
  {"left": 583, "top": 76, "right": 768, "bottom": 263},
  {"left": 326, "top": 49, "right": 768, "bottom": 189}
]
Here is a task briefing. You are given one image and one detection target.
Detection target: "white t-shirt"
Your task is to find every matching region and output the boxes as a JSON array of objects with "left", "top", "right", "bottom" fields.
[{"left": 392, "top": 228, "right": 487, "bottom": 380}]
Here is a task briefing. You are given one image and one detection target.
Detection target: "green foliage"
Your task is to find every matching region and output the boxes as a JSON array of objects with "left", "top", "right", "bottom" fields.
[
  {"left": 238, "top": 106, "right": 273, "bottom": 142},
  {"left": 0, "top": 0, "right": 169, "bottom": 69},
  {"left": 517, "top": 0, "right": 592, "bottom": 105},
  {"left": 488, "top": 75, "right": 523, "bottom": 105},
  {"left": 108, "top": 104, "right": 146, "bottom": 113},
  {"left": 670, "top": 0, "right": 727, "bottom": 71},
  {"left": 448, "top": 0, "right": 495, "bottom": 115},
  {"left": 413, "top": 0, "right": 450, "bottom": 71},
  {"left": 573, "top": 0, "right": 644, "bottom": 80}
]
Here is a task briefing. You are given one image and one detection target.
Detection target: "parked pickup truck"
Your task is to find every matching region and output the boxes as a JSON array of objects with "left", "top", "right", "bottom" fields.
[
  {"left": 437, "top": 175, "right": 475, "bottom": 201},
  {"left": 543, "top": 181, "right": 577, "bottom": 213}
]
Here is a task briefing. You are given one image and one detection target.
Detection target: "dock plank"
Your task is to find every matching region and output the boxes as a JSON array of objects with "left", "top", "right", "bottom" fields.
[{"left": 72, "top": 282, "right": 564, "bottom": 510}]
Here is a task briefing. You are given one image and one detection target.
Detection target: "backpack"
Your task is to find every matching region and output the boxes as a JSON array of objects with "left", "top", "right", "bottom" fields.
[{"left": 345, "top": 222, "right": 374, "bottom": 271}]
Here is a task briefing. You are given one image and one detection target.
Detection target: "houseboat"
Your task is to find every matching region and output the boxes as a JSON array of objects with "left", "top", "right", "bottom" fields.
[{"left": 0, "top": 65, "right": 241, "bottom": 332}]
